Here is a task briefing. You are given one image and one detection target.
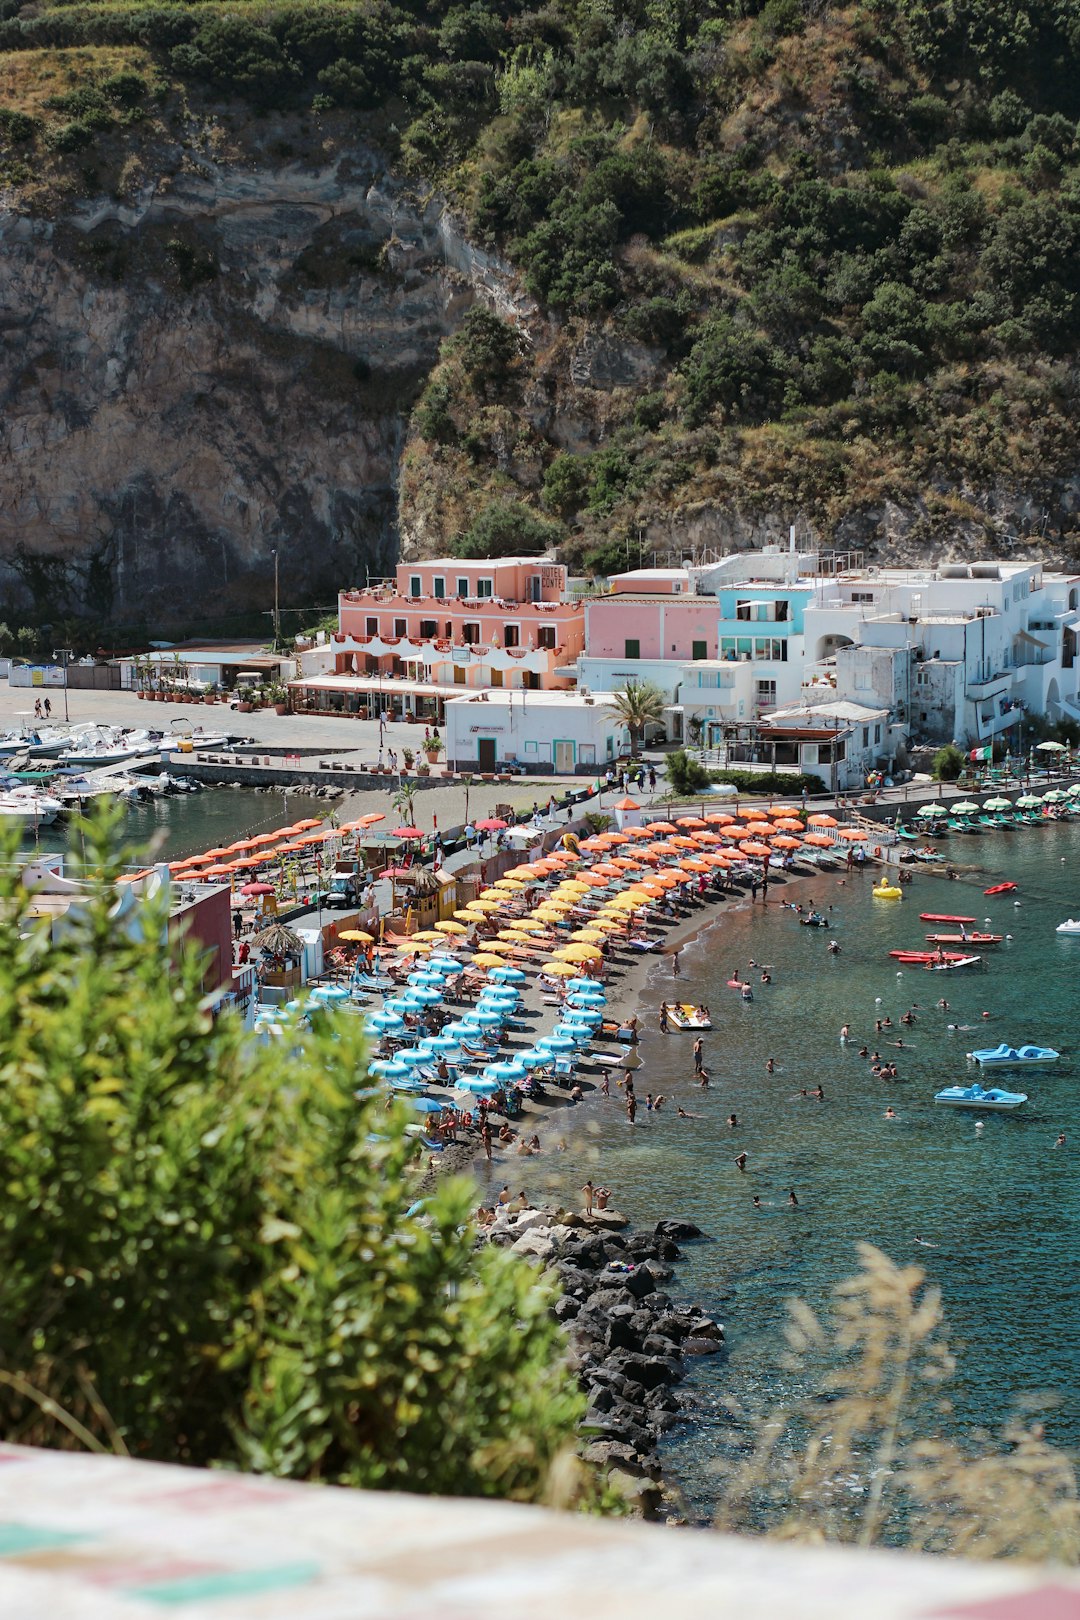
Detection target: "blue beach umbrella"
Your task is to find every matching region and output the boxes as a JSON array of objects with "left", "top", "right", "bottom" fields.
[
  {"left": 471, "top": 1008, "right": 504, "bottom": 1027},
  {"left": 369, "top": 1057, "right": 413, "bottom": 1079},
  {"left": 517, "top": 1047, "right": 553, "bottom": 1066},
  {"left": 417, "top": 1036, "right": 463, "bottom": 1062},
  {"left": 394, "top": 1048, "right": 432, "bottom": 1068},
  {"left": 488, "top": 966, "right": 526, "bottom": 984},
  {"left": 536, "top": 1034, "right": 576, "bottom": 1053},
  {"left": 429, "top": 956, "right": 464, "bottom": 974},
  {"left": 366, "top": 1010, "right": 405, "bottom": 1033},
  {"left": 456, "top": 1075, "right": 501, "bottom": 1095},
  {"left": 310, "top": 984, "right": 351, "bottom": 1003},
  {"left": 568, "top": 977, "right": 604, "bottom": 992},
  {"left": 402, "top": 1096, "right": 445, "bottom": 1114},
  {"left": 483, "top": 1060, "right": 528, "bottom": 1083}
]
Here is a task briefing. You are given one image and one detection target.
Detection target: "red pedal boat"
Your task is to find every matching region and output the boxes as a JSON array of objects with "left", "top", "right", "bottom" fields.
[
  {"left": 919, "top": 913, "right": 976, "bottom": 923},
  {"left": 924, "top": 933, "right": 1002, "bottom": 946},
  {"left": 889, "top": 949, "right": 971, "bottom": 963},
  {"left": 984, "top": 883, "right": 1017, "bottom": 895}
]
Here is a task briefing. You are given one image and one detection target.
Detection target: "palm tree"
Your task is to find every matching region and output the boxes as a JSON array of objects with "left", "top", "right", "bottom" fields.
[
  {"left": 392, "top": 781, "right": 419, "bottom": 826},
  {"left": 604, "top": 679, "right": 667, "bottom": 757}
]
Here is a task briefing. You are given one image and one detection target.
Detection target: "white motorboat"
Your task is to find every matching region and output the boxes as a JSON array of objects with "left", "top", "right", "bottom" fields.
[
  {"left": 59, "top": 728, "right": 157, "bottom": 767},
  {"left": 1056, "top": 918, "right": 1080, "bottom": 935},
  {"left": 0, "top": 787, "right": 62, "bottom": 825},
  {"left": 53, "top": 771, "right": 146, "bottom": 805}
]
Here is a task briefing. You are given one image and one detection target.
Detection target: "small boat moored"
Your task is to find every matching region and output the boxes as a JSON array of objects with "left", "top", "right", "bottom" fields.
[
  {"left": 934, "top": 1083, "right": 1027, "bottom": 1111},
  {"left": 984, "top": 882, "right": 1018, "bottom": 896},
  {"left": 919, "top": 914, "right": 977, "bottom": 924},
  {"left": 924, "top": 933, "right": 1003, "bottom": 946},
  {"left": 924, "top": 955, "right": 982, "bottom": 971},
  {"left": 1055, "top": 919, "right": 1080, "bottom": 935},
  {"left": 968, "top": 1043, "right": 1060, "bottom": 1067}
]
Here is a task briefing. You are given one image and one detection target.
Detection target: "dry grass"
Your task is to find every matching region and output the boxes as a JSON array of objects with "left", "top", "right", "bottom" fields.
[
  {"left": 0, "top": 45, "right": 153, "bottom": 117},
  {"left": 713, "top": 1244, "right": 1080, "bottom": 1560}
]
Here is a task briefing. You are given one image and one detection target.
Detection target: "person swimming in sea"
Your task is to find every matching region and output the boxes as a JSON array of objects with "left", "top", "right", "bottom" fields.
[
  {"left": 787, "top": 1188, "right": 799, "bottom": 1208},
  {"left": 727, "top": 1113, "right": 738, "bottom": 1129},
  {"left": 752, "top": 1195, "right": 762, "bottom": 1211},
  {"left": 885, "top": 1106, "right": 897, "bottom": 1119},
  {"left": 734, "top": 1152, "right": 748, "bottom": 1172},
  {"left": 1055, "top": 1132, "right": 1067, "bottom": 1148}
]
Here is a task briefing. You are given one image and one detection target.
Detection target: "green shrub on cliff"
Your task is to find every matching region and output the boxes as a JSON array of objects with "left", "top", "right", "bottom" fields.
[
  {"left": 455, "top": 499, "right": 563, "bottom": 558},
  {"left": 0, "top": 806, "right": 580, "bottom": 1497}
]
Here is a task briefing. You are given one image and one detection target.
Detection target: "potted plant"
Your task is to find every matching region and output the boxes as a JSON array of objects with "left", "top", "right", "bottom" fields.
[
  {"left": 416, "top": 757, "right": 431, "bottom": 778},
  {"left": 402, "top": 746, "right": 415, "bottom": 772},
  {"left": 423, "top": 735, "right": 443, "bottom": 763},
  {"left": 267, "top": 680, "right": 289, "bottom": 715}
]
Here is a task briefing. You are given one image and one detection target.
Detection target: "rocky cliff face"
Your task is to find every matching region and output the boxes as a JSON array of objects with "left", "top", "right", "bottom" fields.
[{"left": 0, "top": 146, "right": 518, "bottom": 630}]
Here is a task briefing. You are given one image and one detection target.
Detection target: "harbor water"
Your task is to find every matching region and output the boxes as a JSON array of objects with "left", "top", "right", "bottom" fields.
[
  {"left": 533, "top": 823, "right": 1080, "bottom": 1513},
  {"left": 19, "top": 786, "right": 331, "bottom": 866}
]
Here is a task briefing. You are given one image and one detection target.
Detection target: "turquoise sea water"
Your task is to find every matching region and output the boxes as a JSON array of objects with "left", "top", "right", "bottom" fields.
[
  {"left": 20, "top": 787, "right": 329, "bottom": 866},
  {"left": 532, "top": 824, "right": 1080, "bottom": 1512}
]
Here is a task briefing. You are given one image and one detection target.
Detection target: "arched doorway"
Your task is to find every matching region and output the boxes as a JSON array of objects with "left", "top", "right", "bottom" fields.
[
  {"left": 1046, "top": 677, "right": 1061, "bottom": 721},
  {"left": 814, "top": 634, "right": 855, "bottom": 662}
]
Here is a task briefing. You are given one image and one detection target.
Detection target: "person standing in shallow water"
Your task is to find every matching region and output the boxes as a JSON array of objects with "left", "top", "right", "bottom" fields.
[
  {"left": 693, "top": 1037, "right": 704, "bottom": 1073},
  {"left": 581, "top": 1179, "right": 595, "bottom": 1215}
]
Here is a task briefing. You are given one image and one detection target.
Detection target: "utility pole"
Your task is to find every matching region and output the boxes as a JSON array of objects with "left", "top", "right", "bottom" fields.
[
  {"left": 52, "top": 647, "right": 72, "bottom": 724},
  {"left": 271, "top": 549, "right": 281, "bottom": 650}
]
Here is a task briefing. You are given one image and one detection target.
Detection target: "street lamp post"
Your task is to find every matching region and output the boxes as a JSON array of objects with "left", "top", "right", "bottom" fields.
[
  {"left": 52, "top": 647, "right": 72, "bottom": 724},
  {"left": 271, "top": 549, "right": 281, "bottom": 650}
]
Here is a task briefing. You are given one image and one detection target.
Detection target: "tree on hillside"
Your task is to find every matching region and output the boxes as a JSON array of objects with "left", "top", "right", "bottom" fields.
[
  {"left": 603, "top": 679, "right": 666, "bottom": 755},
  {"left": 0, "top": 806, "right": 580, "bottom": 1495},
  {"left": 454, "top": 501, "right": 563, "bottom": 559}
]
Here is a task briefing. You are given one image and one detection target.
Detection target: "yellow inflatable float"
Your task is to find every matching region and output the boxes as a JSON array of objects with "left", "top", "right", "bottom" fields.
[{"left": 872, "top": 882, "right": 903, "bottom": 900}]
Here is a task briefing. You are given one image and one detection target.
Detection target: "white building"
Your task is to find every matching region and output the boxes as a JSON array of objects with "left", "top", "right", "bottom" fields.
[
  {"left": 756, "top": 699, "right": 897, "bottom": 792},
  {"left": 444, "top": 690, "right": 628, "bottom": 775},
  {"left": 800, "top": 560, "right": 1080, "bottom": 746}
]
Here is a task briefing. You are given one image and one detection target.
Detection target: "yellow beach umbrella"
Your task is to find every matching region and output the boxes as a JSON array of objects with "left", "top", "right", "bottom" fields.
[
  {"left": 453, "top": 909, "right": 480, "bottom": 922},
  {"left": 464, "top": 899, "right": 501, "bottom": 913},
  {"left": 505, "top": 919, "right": 545, "bottom": 934},
  {"left": 491, "top": 876, "right": 527, "bottom": 890},
  {"left": 604, "top": 892, "right": 650, "bottom": 912},
  {"left": 435, "top": 920, "right": 467, "bottom": 935},
  {"left": 338, "top": 929, "right": 374, "bottom": 943},
  {"left": 569, "top": 928, "right": 608, "bottom": 944},
  {"left": 409, "top": 930, "right": 445, "bottom": 942},
  {"left": 553, "top": 943, "right": 604, "bottom": 963},
  {"left": 556, "top": 881, "right": 591, "bottom": 895},
  {"left": 395, "top": 939, "right": 431, "bottom": 954},
  {"left": 471, "top": 951, "right": 511, "bottom": 968},
  {"left": 540, "top": 959, "right": 579, "bottom": 976}
]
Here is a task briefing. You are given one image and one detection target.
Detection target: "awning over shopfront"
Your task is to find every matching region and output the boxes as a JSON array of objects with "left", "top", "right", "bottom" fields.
[{"left": 289, "top": 673, "right": 450, "bottom": 717}]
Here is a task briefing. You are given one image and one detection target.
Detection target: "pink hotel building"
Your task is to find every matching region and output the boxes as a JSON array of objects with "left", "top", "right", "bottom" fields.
[{"left": 290, "top": 558, "right": 584, "bottom": 721}]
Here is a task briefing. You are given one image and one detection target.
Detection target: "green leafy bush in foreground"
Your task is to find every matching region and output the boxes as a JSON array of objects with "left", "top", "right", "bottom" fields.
[{"left": 0, "top": 806, "right": 580, "bottom": 1495}]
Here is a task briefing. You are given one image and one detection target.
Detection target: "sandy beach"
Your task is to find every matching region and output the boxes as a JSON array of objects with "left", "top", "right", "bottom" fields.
[{"left": 416, "top": 856, "right": 839, "bottom": 1202}]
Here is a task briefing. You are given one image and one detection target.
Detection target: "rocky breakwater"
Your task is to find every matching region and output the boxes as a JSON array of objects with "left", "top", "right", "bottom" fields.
[{"left": 484, "top": 1207, "right": 724, "bottom": 1515}]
